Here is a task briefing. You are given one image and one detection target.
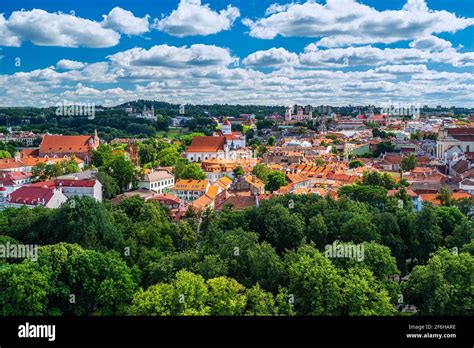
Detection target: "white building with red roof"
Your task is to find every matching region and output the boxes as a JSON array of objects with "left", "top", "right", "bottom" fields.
[
  {"left": 0, "top": 172, "right": 32, "bottom": 194},
  {"left": 185, "top": 136, "right": 228, "bottom": 162},
  {"left": 2, "top": 185, "right": 67, "bottom": 209},
  {"left": 30, "top": 178, "right": 103, "bottom": 202}
]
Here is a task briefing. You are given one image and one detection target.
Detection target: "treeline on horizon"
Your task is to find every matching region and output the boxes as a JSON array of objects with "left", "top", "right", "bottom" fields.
[
  {"left": 0, "top": 102, "right": 286, "bottom": 142},
  {"left": 0, "top": 184, "right": 472, "bottom": 316},
  {"left": 2, "top": 102, "right": 472, "bottom": 143}
]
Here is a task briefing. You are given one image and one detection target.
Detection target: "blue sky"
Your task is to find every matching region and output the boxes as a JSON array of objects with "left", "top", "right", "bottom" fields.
[{"left": 0, "top": 0, "right": 473, "bottom": 107}]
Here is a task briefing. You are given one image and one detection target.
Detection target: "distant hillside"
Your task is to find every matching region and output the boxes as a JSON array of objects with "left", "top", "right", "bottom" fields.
[{"left": 117, "top": 100, "right": 285, "bottom": 118}]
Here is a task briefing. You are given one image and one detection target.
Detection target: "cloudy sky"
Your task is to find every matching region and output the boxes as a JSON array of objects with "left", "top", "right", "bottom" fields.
[{"left": 0, "top": 0, "right": 473, "bottom": 107}]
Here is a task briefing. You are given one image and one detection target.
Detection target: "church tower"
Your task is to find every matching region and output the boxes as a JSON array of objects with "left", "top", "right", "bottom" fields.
[
  {"left": 93, "top": 129, "right": 100, "bottom": 148},
  {"left": 285, "top": 106, "right": 292, "bottom": 121},
  {"left": 222, "top": 119, "right": 232, "bottom": 135}
]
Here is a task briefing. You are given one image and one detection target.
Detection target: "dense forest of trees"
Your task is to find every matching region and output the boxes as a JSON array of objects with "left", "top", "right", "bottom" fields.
[{"left": 0, "top": 187, "right": 472, "bottom": 316}]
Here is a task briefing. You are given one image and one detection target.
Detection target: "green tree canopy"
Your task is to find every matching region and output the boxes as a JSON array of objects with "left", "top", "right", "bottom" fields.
[
  {"left": 403, "top": 249, "right": 473, "bottom": 315},
  {"left": 266, "top": 171, "right": 288, "bottom": 192}
]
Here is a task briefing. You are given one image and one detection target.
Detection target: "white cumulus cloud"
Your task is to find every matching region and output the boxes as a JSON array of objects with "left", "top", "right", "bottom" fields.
[
  {"left": 243, "top": 0, "right": 474, "bottom": 47},
  {"left": 102, "top": 7, "right": 149, "bottom": 35},
  {"left": 2, "top": 9, "right": 120, "bottom": 47},
  {"left": 243, "top": 48, "right": 299, "bottom": 67},
  {"left": 154, "top": 0, "right": 240, "bottom": 37},
  {"left": 56, "top": 59, "right": 87, "bottom": 70},
  {"left": 300, "top": 45, "right": 474, "bottom": 67},
  {"left": 409, "top": 35, "right": 452, "bottom": 52},
  {"left": 108, "top": 44, "right": 236, "bottom": 69}
]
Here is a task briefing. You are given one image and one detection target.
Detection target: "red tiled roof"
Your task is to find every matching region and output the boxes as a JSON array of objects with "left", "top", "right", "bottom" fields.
[
  {"left": 21, "top": 148, "right": 40, "bottom": 157},
  {"left": 55, "top": 179, "right": 96, "bottom": 187},
  {"left": 29, "top": 180, "right": 56, "bottom": 188},
  {"left": 387, "top": 189, "right": 418, "bottom": 198},
  {"left": 193, "top": 194, "right": 213, "bottom": 210},
  {"left": 30, "top": 179, "right": 92, "bottom": 189},
  {"left": 286, "top": 173, "right": 310, "bottom": 184},
  {"left": 186, "top": 136, "right": 225, "bottom": 153},
  {"left": 369, "top": 114, "right": 385, "bottom": 120},
  {"left": 40, "top": 135, "right": 93, "bottom": 153},
  {"left": 326, "top": 172, "right": 358, "bottom": 183},
  {"left": 0, "top": 159, "right": 24, "bottom": 170},
  {"left": 222, "top": 133, "right": 244, "bottom": 141},
  {"left": 420, "top": 191, "right": 472, "bottom": 205},
  {"left": 150, "top": 194, "right": 182, "bottom": 205},
  {"left": 8, "top": 186, "right": 55, "bottom": 205},
  {"left": 215, "top": 195, "right": 258, "bottom": 210}
]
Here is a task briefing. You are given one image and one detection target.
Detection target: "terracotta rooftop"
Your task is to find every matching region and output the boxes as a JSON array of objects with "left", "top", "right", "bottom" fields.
[
  {"left": 244, "top": 175, "right": 265, "bottom": 189},
  {"left": 21, "top": 148, "right": 39, "bottom": 157},
  {"left": 215, "top": 176, "right": 233, "bottom": 189},
  {"left": 40, "top": 135, "right": 93, "bottom": 153},
  {"left": 149, "top": 193, "right": 182, "bottom": 205},
  {"left": 206, "top": 185, "right": 220, "bottom": 199},
  {"left": 286, "top": 173, "right": 311, "bottom": 184},
  {"left": 193, "top": 194, "right": 213, "bottom": 210},
  {"left": 55, "top": 179, "right": 96, "bottom": 188},
  {"left": 186, "top": 136, "right": 225, "bottom": 153},
  {"left": 174, "top": 179, "right": 209, "bottom": 191},
  {"left": 420, "top": 191, "right": 472, "bottom": 205}
]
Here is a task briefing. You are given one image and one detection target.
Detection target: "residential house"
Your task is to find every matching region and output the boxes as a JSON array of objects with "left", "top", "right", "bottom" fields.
[
  {"left": 149, "top": 194, "right": 189, "bottom": 221},
  {"left": 0, "top": 172, "right": 32, "bottom": 194},
  {"left": 232, "top": 175, "right": 265, "bottom": 195},
  {"left": 138, "top": 170, "right": 175, "bottom": 194},
  {"left": 201, "top": 161, "right": 234, "bottom": 182},
  {"left": 173, "top": 179, "right": 210, "bottom": 201},
  {"left": 286, "top": 173, "right": 313, "bottom": 190},
  {"left": 30, "top": 178, "right": 103, "bottom": 202},
  {"left": 380, "top": 153, "right": 403, "bottom": 172}
]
